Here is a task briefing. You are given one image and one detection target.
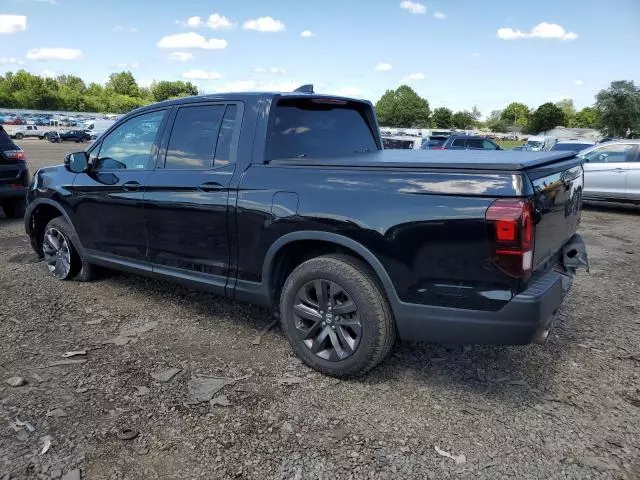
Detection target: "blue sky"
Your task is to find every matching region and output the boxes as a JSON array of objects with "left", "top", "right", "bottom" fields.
[{"left": 1, "top": 0, "right": 639, "bottom": 117}]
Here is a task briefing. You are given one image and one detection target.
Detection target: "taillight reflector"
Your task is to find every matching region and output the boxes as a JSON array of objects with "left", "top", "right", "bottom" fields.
[
  {"left": 486, "top": 199, "right": 535, "bottom": 278},
  {"left": 3, "top": 150, "right": 26, "bottom": 161}
]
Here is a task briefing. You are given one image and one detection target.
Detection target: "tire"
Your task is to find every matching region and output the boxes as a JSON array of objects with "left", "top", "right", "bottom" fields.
[
  {"left": 14, "top": 133, "right": 24, "bottom": 140},
  {"left": 1, "top": 198, "right": 26, "bottom": 219},
  {"left": 42, "top": 217, "right": 95, "bottom": 282},
  {"left": 279, "top": 254, "right": 396, "bottom": 378}
]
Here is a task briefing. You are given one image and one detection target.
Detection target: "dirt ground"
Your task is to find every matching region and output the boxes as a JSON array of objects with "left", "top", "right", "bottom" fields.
[{"left": 1, "top": 140, "right": 639, "bottom": 479}]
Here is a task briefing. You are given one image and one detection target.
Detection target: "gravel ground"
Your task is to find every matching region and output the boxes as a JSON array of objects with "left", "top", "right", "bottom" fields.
[{"left": 1, "top": 141, "right": 639, "bottom": 479}]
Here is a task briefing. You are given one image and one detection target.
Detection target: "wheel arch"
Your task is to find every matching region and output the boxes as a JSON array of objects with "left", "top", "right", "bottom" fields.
[
  {"left": 25, "top": 199, "right": 82, "bottom": 255},
  {"left": 263, "top": 231, "right": 401, "bottom": 315}
]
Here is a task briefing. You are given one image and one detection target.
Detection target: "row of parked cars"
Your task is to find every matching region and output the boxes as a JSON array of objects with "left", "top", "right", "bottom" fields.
[{"left": 382, "top": 133, "right": 640, "bottom": 203}]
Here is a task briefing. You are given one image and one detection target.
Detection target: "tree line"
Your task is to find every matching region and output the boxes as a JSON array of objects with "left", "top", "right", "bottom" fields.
[
  {"left": 375, "top": 80, "right": 640, "bottom": 137},
  {"left": 0, "top": 70, "right": 198, "bottom": 114}
]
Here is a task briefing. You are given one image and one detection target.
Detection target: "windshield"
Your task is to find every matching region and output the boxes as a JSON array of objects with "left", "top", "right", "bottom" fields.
[
  {"left": 267, "top": 98, "right": 378, "bottom": 159},
  {"left": 550, "top": 143, "right": 593, "bottom": 152}
]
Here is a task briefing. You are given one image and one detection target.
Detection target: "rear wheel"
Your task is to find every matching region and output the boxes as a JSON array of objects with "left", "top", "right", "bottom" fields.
[
  {"left": 1, "top": 198, "right": 26, "bottom": 219},
  {"left": 14, "top": 133, "right": 24, "bottom": 140},
  {"left": 42, "top": 217, "right": 95, "bottom": 281},
  {"left": 279, "top": 254, "right": 396, "bottom": 378}
]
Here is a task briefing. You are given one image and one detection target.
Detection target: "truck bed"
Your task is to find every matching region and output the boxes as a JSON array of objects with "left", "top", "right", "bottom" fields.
[{"left": 270, "top": 150, "right": 579, "bottom": 172}]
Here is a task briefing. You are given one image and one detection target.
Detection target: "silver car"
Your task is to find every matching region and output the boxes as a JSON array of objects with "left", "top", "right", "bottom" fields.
[{"left": 578, "top": 140, "right": 640, "bottom": 202}]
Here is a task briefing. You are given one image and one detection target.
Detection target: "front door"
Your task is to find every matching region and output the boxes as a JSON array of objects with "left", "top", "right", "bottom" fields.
[
  {"left": 70, "top": 109, "right": 167, "bottom": 261},
  {"left": 143, "top": 103, "right": 241, "bottom": 294},
  {"left": 583, "top": 143, "right": 636, "bottom": 200}
]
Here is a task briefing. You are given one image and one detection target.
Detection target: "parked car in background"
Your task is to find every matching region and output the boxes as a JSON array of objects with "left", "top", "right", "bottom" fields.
[
  {"left": 10, "top": 125, "right": 46, "bottom": 140},
  {"left": 525, "top": 136, "right": 557, "bottom": 151},
  {"left": 382, "top": 136, "right": 422, "bottom": 149},
  {"left": 432, "top": 135, "right": 502, "bottom": 150},
  {"left": 24, "top": 88, "right": 588, "bottom": 376},
  {"left": 578, "top": 140, "right": 640, "bottom": 202},
  {"left": 46, "top": 130, "right": 92, "bottom": 143},
  {"left": 512, "top": 145, "right": 533, "bottom": 151},
  {"left": 420, "top": 135, "right": 449, "bottom": 150},
  {"left": 550, "top": 140, "right": 596, "bottom": 152},
  {"left": 0, "top": 126, "right": 28, "bottom": 218}
]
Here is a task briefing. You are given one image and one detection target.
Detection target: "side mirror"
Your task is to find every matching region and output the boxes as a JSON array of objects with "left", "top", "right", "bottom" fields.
[{"left": 64, "top": 151, "right": 89, "bottom": 173}]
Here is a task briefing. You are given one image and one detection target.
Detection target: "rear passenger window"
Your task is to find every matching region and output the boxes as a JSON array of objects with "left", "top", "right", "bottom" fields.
[
  {"left": 451, "top": 139, "right": 466, "bottom": 147},
  {"left": 214, "top": 105, "right": 237, "bottom": 167},
  {"left": 165, "top": 105, "right": 225, "bottom": 169},
  {"left": 482, "top": 140, "right": 498, "bottom": 150}
]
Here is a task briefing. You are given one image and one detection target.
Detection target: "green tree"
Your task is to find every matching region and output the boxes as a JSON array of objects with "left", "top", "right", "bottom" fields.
[
  {"left": 375, "top": 85, "right": 430, "bottom": 128},
  {"left": 105, "top": 71, "right": 140, "bottom": 97},
  {"left": 151, "top": 80, "right": 198, "bottom": 102},
  {"left": 554, "top": 98, "right": 575, "bottom": 126},
  {"left": 527, "top": 102, "right": 566, "bottom": 134},
  {"left": 500, "top": 102, "right": 530, "bottom": 127},
  {"left": 470, "top": 105, "right": 482, "bottom": 123},
  {"left": 486, "top": 110, "right": 509, "bottom": 133},
  {"left": 56, "top": 74, "right": 86, "bottom": 93},
  {"left": 570, "top": 107, "right": 600, "bottom": 128},
  {"left": 595, "top": 80, "right": 640, "bottom": 137},
  {"left": 431, "top": 107, "right": 453, "bottom": 128},
  {"left": 452, "top": 110, "right": 475, "bottom": 129}
]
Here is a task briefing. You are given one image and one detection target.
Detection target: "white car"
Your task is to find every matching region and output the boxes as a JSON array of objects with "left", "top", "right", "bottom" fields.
[
  {"left": 578, "top": 140, "right": 640, "bottom": 202},
  {"left": 10, "top": 125, "right": 45, "bottom": 140}
]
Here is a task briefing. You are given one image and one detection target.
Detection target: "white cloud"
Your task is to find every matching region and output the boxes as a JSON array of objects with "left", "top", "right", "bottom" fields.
[
  {"left": 434, "top": 12, "right": 447, "bottom": 20},
  {"left": 40, "top": 69, "right": 56, "bottom": 78},
  {"left": 0, "top": 14, "right": 27, "bottom": 34},
  {"left": 574, "top": 80, "right": 584, "bottom": 86},
  {"left": 402, "top": 72, "right": 425, "bottom": 81},
  {"left": 214, "top": 79, "right": 298, "bottom": 93},
  {"left": 399, "top": 1, "right": 426, "bottom": 15},
  {"left": 182, "top": 69, "right": 222, "bottom": 80},
  {"left": 26, "top": 48, "right": 83, "bottom": 61},
  {"left": 301, "top": 30, "right": 314, "bottom": 37},
  {"left": 242, "top": 17, "right": 285, "bottom": 33},
  {"left": 497, "top": 22, "right": 578, "bottom": 41},
  {"left": 114, "top": 62, "right": 140, "bottom": 69},
  {"left": 252, "top": 67, "right": 285, "bottom": 74},
  {"left": 169, "top": 52, "right": 193, "bottom": 61},
  {"left": 374, "top": 62, "right": 392, "bottom": 72},
  {"left": 0, "top": 57, "right": 26, "bottom": 65},
  {"left": 157, "top": 32, "right": 227, "bottom": 50},
  {"left": 178, "top": 13, "right": 234, "bottom": 30}
]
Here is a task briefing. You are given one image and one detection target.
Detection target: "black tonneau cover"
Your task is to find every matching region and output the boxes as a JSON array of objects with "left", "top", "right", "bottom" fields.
[{"left": 269, "top": 149, "right": 580, "bottom": 172}]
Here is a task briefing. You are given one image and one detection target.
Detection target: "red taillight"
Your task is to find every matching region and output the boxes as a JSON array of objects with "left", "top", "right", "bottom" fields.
[
  {"left": 486, "top": 199, "right": 535, "bottom": 278},
  {"left": 3, "top": 150, "right": 26, "bottom": 161}
]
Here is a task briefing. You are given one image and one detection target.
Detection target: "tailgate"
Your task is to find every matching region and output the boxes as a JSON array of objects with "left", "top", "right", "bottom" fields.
[{"left": 527, "top": 158, "right": 584, "bottom": 271}]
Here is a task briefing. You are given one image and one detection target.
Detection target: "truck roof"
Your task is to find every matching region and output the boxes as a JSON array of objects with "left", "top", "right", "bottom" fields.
[
  {"left": 130, "top": 91, "right": 372, "bottom": 116},
  {"left": 271, "top": 150, "right": 580, "bottom": 172}
]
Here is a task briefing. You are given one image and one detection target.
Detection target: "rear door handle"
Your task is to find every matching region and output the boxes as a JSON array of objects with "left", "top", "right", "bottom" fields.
[
  {"left": 122, "top": 181, "right": 142, "bottom": 191},
  {"left": 197, "top": 182, "right": 224, "bottom": 192}
]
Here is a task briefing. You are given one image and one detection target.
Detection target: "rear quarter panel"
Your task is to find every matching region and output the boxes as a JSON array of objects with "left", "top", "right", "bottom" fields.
[{"left": 236, "top": 165, "right": 524, "bottom": 310}]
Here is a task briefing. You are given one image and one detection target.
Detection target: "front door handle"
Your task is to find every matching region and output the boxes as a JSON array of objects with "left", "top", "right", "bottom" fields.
[
  {"left": 197, "top": 182, "right": 224, "bottom": 192},
  {"left": 122, "top": 181, "right": 142, "bottom": 191},
  {"left": 614, "top": 168, "right": 626, "bottom": 173}
]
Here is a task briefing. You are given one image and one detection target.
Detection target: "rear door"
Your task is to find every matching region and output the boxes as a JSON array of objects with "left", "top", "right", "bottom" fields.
[
  {"left": 582, "top": 143, "right": 635, "bottom": 199},
  {"left": 143, "top": 102, "right": 241, "bottom": 294},
  {"left": 625, "top": 145, "right": 640, "bottom": 200},
  {"left": 70, "top": 109, "right": 167, "bottom": 261}
]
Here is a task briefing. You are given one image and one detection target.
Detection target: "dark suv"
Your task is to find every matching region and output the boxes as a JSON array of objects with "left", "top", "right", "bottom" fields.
[
  {"left": 424, "top": 135, "right": 502, "bottom": 150},
  {"left": 0, "top": 126, "right": 28, "bottom": 218}
]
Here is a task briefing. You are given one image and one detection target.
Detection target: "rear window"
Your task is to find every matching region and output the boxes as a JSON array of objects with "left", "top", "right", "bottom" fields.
[
  {"left": 267, "top": 98, "right": 378, "bottom": 159},
  {"left": 550, "top": 143, "right": 593, "bottom": 152}
]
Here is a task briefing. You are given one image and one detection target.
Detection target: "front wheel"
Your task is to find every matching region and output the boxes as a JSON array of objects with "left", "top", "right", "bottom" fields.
[
  {"left": 42, "top": 217, "right": 95, "bottom": 281},
  {"left": 279, "top": 254, "right": 396, "bottom": 378}
]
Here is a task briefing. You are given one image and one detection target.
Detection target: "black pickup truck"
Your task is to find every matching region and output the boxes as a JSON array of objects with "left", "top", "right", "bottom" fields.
[{"left": 24, "top": 88, "right": 588, "bottom": 377}]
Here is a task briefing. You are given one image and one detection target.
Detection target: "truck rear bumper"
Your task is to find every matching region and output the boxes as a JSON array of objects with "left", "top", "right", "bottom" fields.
[{"left": 394, "top": 269, "right": 574, "bottom": 345}]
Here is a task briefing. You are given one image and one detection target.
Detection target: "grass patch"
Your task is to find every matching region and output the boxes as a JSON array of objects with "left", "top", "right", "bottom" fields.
[{"left": 497, "top": 140, "right": 526, "bottom": 150}]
